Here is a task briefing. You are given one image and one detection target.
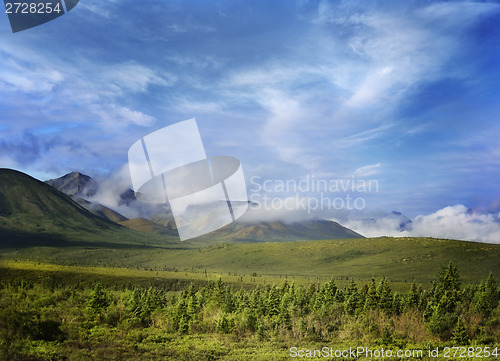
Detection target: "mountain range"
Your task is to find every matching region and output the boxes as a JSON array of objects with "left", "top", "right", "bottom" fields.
[
  {"left": 0, "top": 168, "right": 364, "bottom": 244},
  {"left": 2, "top": 168, "right": 500, "bottom": 284}
]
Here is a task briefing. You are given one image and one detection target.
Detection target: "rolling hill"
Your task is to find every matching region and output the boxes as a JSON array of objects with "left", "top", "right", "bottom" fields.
[{"left": 118, "top": 217, "right": 177, "bottom": 236}]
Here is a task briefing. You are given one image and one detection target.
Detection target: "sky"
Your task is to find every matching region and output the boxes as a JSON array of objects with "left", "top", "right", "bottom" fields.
[{"left": 1, "top": 0, "right": 500, "bottom": 242}]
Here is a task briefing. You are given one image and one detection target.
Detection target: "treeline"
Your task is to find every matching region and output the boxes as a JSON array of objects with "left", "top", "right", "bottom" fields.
[{"left": 0, "top": 262, "right": 499, "bottom": 360}]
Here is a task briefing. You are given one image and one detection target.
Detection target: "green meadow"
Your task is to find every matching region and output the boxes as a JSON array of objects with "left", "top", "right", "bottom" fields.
[
  {"left": 1, "top": 237, "right": 500, "bottom": 360},
  {"left": 2, "top": 236, "right": 500, "bottom": 286}
]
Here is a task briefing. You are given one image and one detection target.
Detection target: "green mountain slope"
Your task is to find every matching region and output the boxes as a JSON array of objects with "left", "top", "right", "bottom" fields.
[
  {"left": 0, "top": 168, "right": 178, "bottom": 247},
  {"left": 74, "top": 197, "right": 129, "bottom": 223},
  {"left": 119, "top": 217, "right": 178, "bottom": 236},
  {"left": 199, "top": 217, "right": 364, "bottom": 242}
]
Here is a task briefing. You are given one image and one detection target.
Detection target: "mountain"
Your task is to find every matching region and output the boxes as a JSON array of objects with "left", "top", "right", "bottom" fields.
[
  {"left": 45, "top": 171, "right": 98, "bottom": 198},
  {"left": 45, "top": 171, "right": 133, "bottom": 224},
  {"left": 387, "top": 211, "right": 413, "bottom": 231},
  {"left": 0, "top": 168, "right": 175, "bottom": 247},
  {"left": 119, "top": 217, "right": 177, "bottom": 236},
  {"left": 197, "top": 216, "right": 364, "bottom": 243},
  {"left": 2, "top": 169, "right": 499, "bottom": 285},
  {"left": 352, "top": 210, "right": 413, "bottom": 236},
  {"left": 74, "top": 197, "right": 129, "bottom": 223},
  {"left": 44, "top": 171, "right": 364, "bottom": 242}
]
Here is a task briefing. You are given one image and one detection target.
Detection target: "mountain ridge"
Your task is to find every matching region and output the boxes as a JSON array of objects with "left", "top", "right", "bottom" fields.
[{"left": 44, "top": 170, "right": 365, "bottom": 242}]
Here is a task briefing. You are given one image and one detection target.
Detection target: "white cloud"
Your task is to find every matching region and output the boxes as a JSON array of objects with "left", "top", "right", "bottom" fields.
[
  {"left": 353, "top": 163, "right": 381, "bottom": 177},
  {"left": 90, "top": 104, "right": 156, "bottom": 128},
  {"left": 342, "top": 205, "right": 500, "bottom": 244},
  {"left": 416, "top": 2, "right": 500, "bottom": 27},
  {"left": 206, "top": 1, "right": 499, "bottom": 176},
  {"left": 0, "top": 41, "right": 166, "bottom": 130},
  {"left": 103, "top": 61, "right": 174, "bottom": 94},
  {"left": 0, "top": 60, "right": 64, "bottom": 93},
  {"left": 411, "top": 206, "right": 500, "bottom": 243},
  {"left": 77, "top": 0, "right": 119, "bottom": 18}
]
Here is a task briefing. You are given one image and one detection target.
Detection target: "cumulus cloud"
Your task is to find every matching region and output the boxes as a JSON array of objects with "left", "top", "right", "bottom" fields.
[
  {"left": 411, "top": 206, "right": 500, "bottom": 243},
  {"left": 341, "top": 205, "right": 500, "bottom": 244}
]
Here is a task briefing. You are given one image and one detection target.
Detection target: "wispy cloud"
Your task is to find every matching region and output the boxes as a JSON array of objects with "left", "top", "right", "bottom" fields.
[
  {"left": 1, "top": 0, "right": 499, "bottom": 240},
  {"left": 194, "top": 1, "right": 500, "bottom": 177},
  {"left": 102, "top": 61, "right": 174, "bottom": 94},
  {"left": 0, "top": 40, "right": 171, "bottom": 132},
  {"left": 353, "top": 163, "right": 382, "bottom": 177}
]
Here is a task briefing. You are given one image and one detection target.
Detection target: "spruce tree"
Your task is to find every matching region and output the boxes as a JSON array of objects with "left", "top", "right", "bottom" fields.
[
  {"left": 87, "top": 283, "right": 110, "bottom": 317},
  {"left": 363, "top": 278, "right": 378, "bottom": 311},
  {"left": 377, "top": 277, "right": 392, "bottom": 312},
  {"left": 405, "top": 281, "right": 420, "bottom": 312},
  {"left": 475, "top": 273, "right": 499, "bottom": 318},
  {"left": 451, "top": 318, "right": 468, "bottom": 345},
  {"left": 344, "top": 280, "right": 359, "bottom": 315}
]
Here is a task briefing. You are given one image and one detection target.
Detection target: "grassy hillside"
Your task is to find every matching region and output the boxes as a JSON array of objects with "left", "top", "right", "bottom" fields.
[
  {"left": 198, "top": 217, "right": 364, "bottom": 242},
  {"left": 2, "top": 236, "right": 499, "bottom": 286},
  {"left": 0, "top": 168, "right": 179, "bottom": 248}
]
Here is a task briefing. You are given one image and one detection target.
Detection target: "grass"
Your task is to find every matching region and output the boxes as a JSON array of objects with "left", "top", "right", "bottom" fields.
[{"left": 2, "top": 236, "right": 500, "bottom": 288}]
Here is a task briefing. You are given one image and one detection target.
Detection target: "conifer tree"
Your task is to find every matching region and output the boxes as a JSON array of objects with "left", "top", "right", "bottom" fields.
[
  {"left": 475, "top": 273, "right": 499, "bottom": 318},
  {"left": 344, "top": 280, "right": 359, "bottom": 315},
  {"left": 363, "top": 278, "right": 378, "bottom": 311},
  {"left": 439, "top": 261, "right": 461, "bottom": 292},
  {"left": 377, "top": 278, "right": 392, "bottom": 312},
  {"left": 451, "top": 318, "right": 468, "bottom": 345},
  {"left": 405, "top": 281, "right": 421, "bottom": 312},
  {"left": 266, "top": 285, "right": 281, "bottom": 316},
  {"left": 87, "top": 283, "right": 110, "bottom": 317}
]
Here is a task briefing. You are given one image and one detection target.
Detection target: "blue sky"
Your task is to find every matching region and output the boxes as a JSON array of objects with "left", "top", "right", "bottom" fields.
[{"left": 1, "top": 1, "right": 500, "bottom": 240}]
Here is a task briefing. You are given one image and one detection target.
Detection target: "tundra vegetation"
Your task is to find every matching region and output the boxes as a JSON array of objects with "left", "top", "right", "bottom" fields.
[{"left": 0, "top": 261, "right": 499, "bottom": 360}]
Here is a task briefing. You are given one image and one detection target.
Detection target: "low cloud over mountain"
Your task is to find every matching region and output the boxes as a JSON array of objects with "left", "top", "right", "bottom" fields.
[{"left": 340, "top": 205, "right": 500, "bottom": 244}]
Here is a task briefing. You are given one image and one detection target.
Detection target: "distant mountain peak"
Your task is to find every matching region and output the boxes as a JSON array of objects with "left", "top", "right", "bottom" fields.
[
  {"left": 388, "top": 210, "right": 413, "bottom": 231},
  {"left": 45, "top": 171, "right": 98, "bottom": 198}
]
